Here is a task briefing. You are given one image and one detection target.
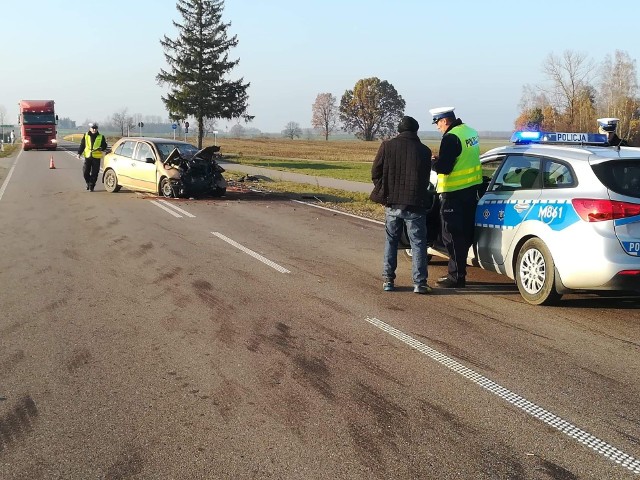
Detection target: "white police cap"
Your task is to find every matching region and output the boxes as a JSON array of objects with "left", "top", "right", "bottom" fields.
[
  {"left": 429, "top": 107, "right": 455, "bottom": 124},
  {"left": 597, "top": 117, "right": 619, "bottom": 132}
]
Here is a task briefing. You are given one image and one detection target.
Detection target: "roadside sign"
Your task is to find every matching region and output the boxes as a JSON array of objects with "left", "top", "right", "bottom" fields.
[{"left": 172, "top": 123, "right": 177, "bottom": 130}]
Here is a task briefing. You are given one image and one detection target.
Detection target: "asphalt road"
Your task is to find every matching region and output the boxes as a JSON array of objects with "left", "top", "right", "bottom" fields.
[{"left": 0, "top": 141, "right": 639, "bottom": 479}]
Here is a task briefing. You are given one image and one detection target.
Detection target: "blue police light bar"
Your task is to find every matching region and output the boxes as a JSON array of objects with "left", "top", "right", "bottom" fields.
[{"left": 511, "top": 131, "right": 608, "bottom": 145}]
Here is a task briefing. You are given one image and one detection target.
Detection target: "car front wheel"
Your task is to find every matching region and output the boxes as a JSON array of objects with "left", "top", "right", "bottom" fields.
[
  {"left": 515, "top": 238, "right": 562, "bottom": 306},
  {"left": 160, "top": 177, "right": 174, "bottom": 198},
  {"left": 103, "top": 169, "right": 121, "bottom": 193}
]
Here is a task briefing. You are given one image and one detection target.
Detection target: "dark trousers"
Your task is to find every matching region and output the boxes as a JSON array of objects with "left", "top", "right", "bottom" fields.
[
  {"left": 83, "top": 157, "right": 100, "bottom": 186},
  {"left": 440, "top": 187, "right": 478, "bottom": 280}
]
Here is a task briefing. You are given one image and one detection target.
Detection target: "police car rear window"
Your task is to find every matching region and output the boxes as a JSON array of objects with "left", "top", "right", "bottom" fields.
[{"left": 592, "top": 161, "right": 640, "bottom": 198}]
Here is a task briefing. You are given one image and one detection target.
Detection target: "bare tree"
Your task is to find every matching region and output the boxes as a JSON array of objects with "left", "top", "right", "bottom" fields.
[
  {"left": 282, "top": 121, "right": 302, "bottom": 139},
  {"left": 598, "top": 50, "right": 639, "bottom": 139},
  {"left": 541, "top": 50, "right": 595, "bottom": 130},
  {"left": 229, "top": 123, "right": 246, "bottom": 137},
  {"left": 111, "top": 108, "right": 130, "bottom": 136},
  {"left": 311, "top": 93, "right": 338, "bottom": 140},
  {"left": 201, "top": 117, "right": 218, "bottom": 138}
]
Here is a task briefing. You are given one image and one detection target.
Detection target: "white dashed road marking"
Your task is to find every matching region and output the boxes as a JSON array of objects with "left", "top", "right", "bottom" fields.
[
  {"left": 211, "top": 232, "right": 290, "bottom": 273},
  {"left": 157, "top": 200, "right": 196, "bottom": 217},
  {"left": 149, "top": 199, "right": 196, "bottom": 218},
  {"left": 365, "top": 316, "right": 640, "bottom": 475}
]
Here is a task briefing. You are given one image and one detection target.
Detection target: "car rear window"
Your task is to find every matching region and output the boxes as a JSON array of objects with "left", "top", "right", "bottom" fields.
[{"left": 592, "top": 160, "right": 640, "bottom": 198}]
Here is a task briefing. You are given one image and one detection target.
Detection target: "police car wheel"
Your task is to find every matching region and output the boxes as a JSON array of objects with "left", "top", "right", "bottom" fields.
[
  {"left": 103, "top": 169, "right": 120, "bottom": 193},
  {"left": 515, "top": 238, "right": 562, "bottom": 306}
]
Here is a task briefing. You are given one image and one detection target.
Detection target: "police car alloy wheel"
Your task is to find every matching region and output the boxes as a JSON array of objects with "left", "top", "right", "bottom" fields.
[{"left": 515, "top": 238, "right": 562, "bottom": 306}]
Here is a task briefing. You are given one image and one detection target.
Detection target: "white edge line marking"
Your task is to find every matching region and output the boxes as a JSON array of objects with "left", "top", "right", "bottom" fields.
[
  {"left": 211, "top": 232, "right": 290, "bottom": 273},
  {"left": 291, "top": 199, "right": 383, "bottom": 225},
  {"left": 149, "top": 200, "right": 182, "bottom": 217},
  {"left": 158, "top": 199, "right": 196, "bottom": 218},
  {"left": 365, "top": 316, "right": 640, "bottom": 475},
  {"left": 291, "top": 199, "right": 445, "bottom": 258},
  {"left": 0, "top": 151, "right": 21, "bottom": 202}
]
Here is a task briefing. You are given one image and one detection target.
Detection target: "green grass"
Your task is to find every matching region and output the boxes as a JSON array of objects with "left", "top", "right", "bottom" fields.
[
  {"left": 0, "top": 144, "right": 19, "bottom": 158},
  {"left": 224, "top": 170, "right": 385, "bottom": 221},
  {"left": 228, "top": 156, "right": 373, "bottom": 182}
]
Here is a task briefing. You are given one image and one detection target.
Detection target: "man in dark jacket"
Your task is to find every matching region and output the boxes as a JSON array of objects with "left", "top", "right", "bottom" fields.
[
  {"left": 370, "top": 116, "right": 433, "bottom": 294},
  {"left": 77, "top": 122, "right": 108, "bottom": 191}
]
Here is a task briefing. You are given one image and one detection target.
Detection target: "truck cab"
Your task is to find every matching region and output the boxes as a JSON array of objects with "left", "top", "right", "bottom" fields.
[{"left": 18, "top": 100, "right": 58, "bottom": 151}]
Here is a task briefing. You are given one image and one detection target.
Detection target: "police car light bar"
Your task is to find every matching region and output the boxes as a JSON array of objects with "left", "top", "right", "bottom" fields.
[{"left": 511, "top": 131, "right": 608, "bottom": 145}]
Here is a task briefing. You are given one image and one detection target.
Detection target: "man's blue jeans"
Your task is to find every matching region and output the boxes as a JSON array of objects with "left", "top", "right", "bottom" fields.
[{"left": 383, "top": 208, "right": 428, "bottom": 285}]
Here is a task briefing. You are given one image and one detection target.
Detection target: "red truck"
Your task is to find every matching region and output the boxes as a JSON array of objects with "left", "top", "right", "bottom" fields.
[{"left": 18, "top": 100, "right": 58, "bottom": 151}]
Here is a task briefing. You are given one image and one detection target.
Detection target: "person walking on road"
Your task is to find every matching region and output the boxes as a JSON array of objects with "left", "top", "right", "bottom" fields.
[
  {"left": 9, "top": 130, "right": 15, "bottom": 144},
  {"left": 370, "top": 115, "right": 433, "bottom": 294},
  {"left": 77, "top": 123, "right": 107, "bottom": 192},
  {"left": 430, "top": 107, "right": 482, "bottom": 288}
]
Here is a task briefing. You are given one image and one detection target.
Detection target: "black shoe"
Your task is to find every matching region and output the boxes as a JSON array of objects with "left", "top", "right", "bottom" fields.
[
  {"left": 90, "top": 184, "right": 95, "bottom": 192},
  {"left": 436, "top": 276, "right": 466, "bottom": 288},
  {"left": 86, "top": 184, "right": 90, "bottom": 190}
]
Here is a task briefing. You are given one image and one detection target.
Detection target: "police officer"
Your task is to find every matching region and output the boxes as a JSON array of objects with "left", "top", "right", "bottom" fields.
[
  {"left": 77, "top": 123, "right": 108, "bottom": 191},
  {"left": 597, "top": 117, "right": 629, "bottom": 146},
  {"left": 430, "top": 107, "right": 482, "bottom": 288}
]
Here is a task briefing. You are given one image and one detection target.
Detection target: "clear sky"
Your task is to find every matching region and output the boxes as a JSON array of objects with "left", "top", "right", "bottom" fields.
[{"left": 2, "top": 0, "right": 639, "bottom": 134}]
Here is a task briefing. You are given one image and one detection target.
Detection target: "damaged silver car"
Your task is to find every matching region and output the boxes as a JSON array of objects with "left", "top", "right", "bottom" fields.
[{"left": 102, "top": 137, "right": 227, "bottom": 198}]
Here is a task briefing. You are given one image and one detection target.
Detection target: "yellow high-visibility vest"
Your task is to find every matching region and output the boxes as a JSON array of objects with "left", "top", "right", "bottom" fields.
[
  {"left": 437, "top": 124, "right": 482, "bottom": 193},
  {"left": 84, "top": 133, "right": 104, "bottom": 159}
]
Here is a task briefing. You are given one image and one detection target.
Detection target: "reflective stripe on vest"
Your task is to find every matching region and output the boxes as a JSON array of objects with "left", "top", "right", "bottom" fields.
[
  {"left": 437, "top": 124, "right": 482, "bottom": 193},
  {"left": 84, "top": 133, "right": 104, "bottom": 159}
]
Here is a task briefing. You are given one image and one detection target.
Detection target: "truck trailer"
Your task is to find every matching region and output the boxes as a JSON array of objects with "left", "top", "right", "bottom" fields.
[{"left": 18, "top": 100, "right": 58, "bottom": 151}]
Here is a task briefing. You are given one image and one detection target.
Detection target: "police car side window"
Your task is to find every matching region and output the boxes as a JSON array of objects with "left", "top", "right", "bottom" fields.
[
  {"left": 542, "top": 160, "right": 575, "bottom": 188},
  {"left": 490, "top": 155, "right": 541, "bottom": 191}
]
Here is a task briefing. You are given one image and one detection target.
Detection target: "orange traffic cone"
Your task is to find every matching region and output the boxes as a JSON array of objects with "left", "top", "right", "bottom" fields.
[{"left": 49, "top": 156, "right": 56, "bottom": 169}]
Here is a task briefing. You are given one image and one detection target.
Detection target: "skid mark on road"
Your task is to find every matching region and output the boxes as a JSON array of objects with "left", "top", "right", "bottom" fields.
[
  {"left": 365, "top": 316, "right": 640, "bottom": 475},
  {"left": 0, "top": 395, "right": 39, "bottom": 453}
]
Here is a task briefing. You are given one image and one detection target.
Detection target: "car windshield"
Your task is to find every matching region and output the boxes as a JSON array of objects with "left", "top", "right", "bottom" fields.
[
  {"left": 155, "top": 143, "right": 199, "bottom": 161},
  {"left": 592, "top": 160, "right": 640, "bottom": 198},
  {"left": 22, "top": 113, "right": 56, "bottom": 124}
]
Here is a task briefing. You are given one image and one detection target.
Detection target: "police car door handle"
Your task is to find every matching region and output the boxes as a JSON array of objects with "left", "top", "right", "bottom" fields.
[{"left": 514, "top": 203, "right": 529, "bottom": 213}]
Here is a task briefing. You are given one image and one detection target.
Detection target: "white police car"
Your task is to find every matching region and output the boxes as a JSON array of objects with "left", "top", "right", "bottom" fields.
[{"left": 451, "top": 130, "right": 640, "bottom": 305}]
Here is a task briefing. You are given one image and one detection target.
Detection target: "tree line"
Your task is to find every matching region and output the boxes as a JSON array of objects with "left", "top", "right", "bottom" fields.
[
  {"left": 516, "top": 50, "right": 639, "bottom": 144},
  {"left": 80, "top": 0, "right": 640, "bottom": 145}
]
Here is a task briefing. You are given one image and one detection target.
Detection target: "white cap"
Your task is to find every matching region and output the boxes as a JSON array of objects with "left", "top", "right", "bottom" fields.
[
  {"left": 429, "top": 107, "right": 455, "bottom": 124},
  {"left": 597, "top": 117, "right": 619, "bottom": 132}
]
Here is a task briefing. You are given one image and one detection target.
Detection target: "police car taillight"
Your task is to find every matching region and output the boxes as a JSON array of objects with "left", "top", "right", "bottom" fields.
[
  {"left": 572, "top": 199, "right": 640, "bottom": 222},
  {"left": 618, "top": 270, "right": 640, "bottom": 275}
]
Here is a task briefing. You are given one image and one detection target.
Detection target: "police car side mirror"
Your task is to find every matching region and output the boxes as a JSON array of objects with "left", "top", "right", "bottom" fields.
[{"left": 145, "top": 157, "right": 156, "bottom": 164}]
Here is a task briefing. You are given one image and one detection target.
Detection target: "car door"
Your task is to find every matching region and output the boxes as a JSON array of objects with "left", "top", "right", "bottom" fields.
[
  {"left": 111, "top": 140, "right": 137, "bottom": 188},
  {"left": 131, "top": 142, "right": 158, "bottom": 192},
  {"left": 474, "top": 154, "right": 542, "bottom": 270}
]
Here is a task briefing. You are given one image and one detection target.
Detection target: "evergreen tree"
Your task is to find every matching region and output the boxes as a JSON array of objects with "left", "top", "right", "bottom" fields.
[{"left": 157, "top": 0, "right": 252, "bottom": 148}]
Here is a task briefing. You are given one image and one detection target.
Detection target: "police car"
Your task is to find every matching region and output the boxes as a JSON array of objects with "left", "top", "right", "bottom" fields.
[{"left": 430, "top": 130, "right": 640, "bottom": 305}]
